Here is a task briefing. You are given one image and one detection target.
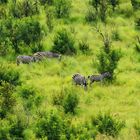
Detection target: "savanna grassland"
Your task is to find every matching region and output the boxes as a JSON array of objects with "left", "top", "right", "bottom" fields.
[{"left": 0, "top": 0, "right": 140, "bottom": 139}]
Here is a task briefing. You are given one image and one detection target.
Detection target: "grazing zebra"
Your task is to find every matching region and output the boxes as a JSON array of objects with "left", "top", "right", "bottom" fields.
[
  {"left": 16, "top": 55, "right": 38, "bottom": 66},
  {"left": 33, "top": 51, "right": 62, "bottom": 61},
  {"left": 72, "top": 73, "right": 88, "bottom": 90},
  {"left": 88, "top": 72, "right": 111, "bottom": 85}
]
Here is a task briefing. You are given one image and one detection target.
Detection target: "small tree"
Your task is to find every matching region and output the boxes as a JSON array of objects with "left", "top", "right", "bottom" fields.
[
  {"left": 52, "top": 29, "right": 76, "bottom": 55},
  {"left": 95, "top": 27, "right": 121, "bottom": 80}
]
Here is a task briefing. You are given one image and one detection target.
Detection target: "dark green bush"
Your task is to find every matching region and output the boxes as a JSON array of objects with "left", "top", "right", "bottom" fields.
[
  {"left": 131, "top": 0, "right": 140, "bottom": 10},
  {"left": 0, "top": 119, "right": 10, "bottom": 139},
  {"left": 10, "top": 118, "right": 26, "bottom": 139},
  {"left": 52, "top": 29, "right": 76, "bottom": 55},
  {"left": 19, "top": 85, "right": 42, "bottom": 110},
  {"left": 92, "top": 113, "right": 125, "bottom": 137},
  {"left": 63, "top": 89, "right": 79, "bottom": 114},
  {"left": 79, "top": 40, "right": 91, "bottom": 54},
  {"left": 36, "top": 110, "right": 63, "bottom": 140},
  {"left": 85, "top": 7, "right": 98, "bottom": 23},
  {"left": 0, "top": 64, "right": 20, "bottom": 86},
  {"left": 0, "top": 82, "right": 16, "bottom": 118},
  {"left": 9, "top": 0, "right": 39, "bottom": 18},
  {"left": 0, "top": 0, "right": 7, "bottom": 3},
  {"left": 109, "top": 0, "right": 120, "bottom": 11},
  {"left": 54, "top": 0, "right": 72, "bottom": 18},
  {"left": 0, "top": 18, "right": 44, "bottom": 54},
  {"left": 96, "top": 31, "right": 121, "bottom": 80},
  {"left": 111, "top": 30, "right": 121, "bottom": 41}
]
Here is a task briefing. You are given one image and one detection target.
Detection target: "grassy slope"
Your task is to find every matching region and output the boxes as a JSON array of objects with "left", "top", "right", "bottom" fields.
[{"left": 3, "top": 0, "right": 140, "bottom": 139}]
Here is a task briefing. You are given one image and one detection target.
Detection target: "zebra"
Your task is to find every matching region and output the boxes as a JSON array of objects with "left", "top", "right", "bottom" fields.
[
  {"left": 33, "top": 51, "right": 62, "bottom": 61},
  {"left": 16, "top": 55, "right": 38, "bottom": 66},
  {"left": 72, "top": 73, "right": 88, "bottom": 90},
  {"left": 88, "top": 72, "right": 111, "bottom": 85}
]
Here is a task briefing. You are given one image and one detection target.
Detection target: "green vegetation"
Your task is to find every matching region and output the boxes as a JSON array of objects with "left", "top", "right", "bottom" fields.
[{"left": 0, "top": 0, "right": 140, "bottom": 139}]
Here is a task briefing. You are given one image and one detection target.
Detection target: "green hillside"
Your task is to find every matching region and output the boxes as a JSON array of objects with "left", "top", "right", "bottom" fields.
[{"left": 0, "top": 0, "right": 140, "bottom": 139}]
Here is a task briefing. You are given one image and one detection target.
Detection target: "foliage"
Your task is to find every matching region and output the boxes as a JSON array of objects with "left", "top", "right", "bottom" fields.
[
  {"left": 109, "top": 0, "right": 120, "bottom": 11},
  {"left": 135, "top": 17, "right": 140, "bottom": 30},
  {"left": 0, "top": 82, "right": 16, "bottom": 118},
  {"left": 10, "top": 118, "right": 26, "bottom": 139},
  {"left": 19, "top": 85, "right": 42, "bottom": 110},
  {"left": 63, "top": 88, "right": 79, "bottom": 114},
  {"left": 90, "top": 0, "right": 109, "bottom": 22},
  {"left": 52, "top": 29, "right": 76, "bottom": 55},
  {"left": 85, "top": 7, "right": 98, "bottom": 23},
  {"left": 96, "top": 31, "right": 121, "bottom": 80},
  {"left": 54, "top": 0, "right": 72, "bottom": 18},
  {"left": 46, "top": 7, "right": 54, "bottom": 32},
  {"left": 0, "top": 18, "right": 44, "bottom": 54},
  {"left": 36, "top": 110, "right": 63, "bottom": 140},
  {"left": 0, "top": 119, "right": 10, "bottom": 140},
  {"left": 0, "top": 64, "right": 20, "bottom": 86},
  {"left": 9, "top": 0, "right": 39, "bottom": 18},
  {"left": 79, "top": 40, "right": 91, "bottom": 54},
  {"left": 134, "top": 121, "right": 140, "bottom": 135},
  {"left": 0, "top": 0, "right": 7, "bottom": 4},
  {"left": 131, "top": 0, "right": 140, "bottom": 10},
  {"left": 40, "top": 0, "right": 54, "bottom": 5},
  {"left": 91, "top": 113, "right": 125, "bottom": 137}
]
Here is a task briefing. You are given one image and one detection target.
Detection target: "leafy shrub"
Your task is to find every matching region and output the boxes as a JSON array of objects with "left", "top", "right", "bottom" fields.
[
  {"left": 0, "top": 119, "right": 10, "bottom": 139},
  {"left": 9, "top": 0, "right": 39, "bottom": 18},
  {"left": 54, "top": 0, "right": 72, "bottom": 18},
  {"left": 85, "top": 7, "right": 98, "bottom": 23},
  {"left": 79, "top": 40, "right": 91, "bottom": 54},
  {"left": 19, "top": 85, "right": 42, "bottom": 110},
  {"left": 52, "top": 91, "right": 65, "bottom": 106},
  {"left": 10, "top": 118, "right": 26, "bottom": 139},
  {"left": 0, "top": 18, "right": 44, "bottom": 54},
  {"left": 111, "top": 29, "right": 121, "bottom": 41},
  {"left": 63, "top": 88, "right": 79, "bottom": 114},
  {"left": 69, "top": 121, "right": 97, "bottom": 140},
  {"left": 36, "top": 110, "right": 63, "bottom": 140},
  {"left": 131, "top": 0, "right": 140, "bottom": 10},
  {"left": 96, "top": 30, "right": 121, "bottom": 80},
  {"left": 0, "top": 64, "right": 20, "bottom": 86},
  {"left": 91, "top": 113, "right": 125, "bottom": 137},
  {"left": 52, "top": 29, "right": 76, "bottom": 55},
  {"left": 0, "top": 82, "right": 16, "bottom": 118}
]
